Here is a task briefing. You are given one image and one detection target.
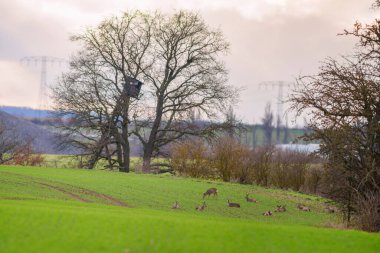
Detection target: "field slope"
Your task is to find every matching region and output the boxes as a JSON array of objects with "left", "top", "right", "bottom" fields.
[{"left": 0, "top": 166, "right": 379, "bottom": 253}]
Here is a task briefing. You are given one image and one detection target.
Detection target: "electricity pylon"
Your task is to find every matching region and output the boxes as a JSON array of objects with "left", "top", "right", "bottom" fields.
[
  {"left": 259, "top": 81, "right": 292, "bottom": 144},
  {"left": 20, "top": 56, "right": 66, "bottom": 111}
]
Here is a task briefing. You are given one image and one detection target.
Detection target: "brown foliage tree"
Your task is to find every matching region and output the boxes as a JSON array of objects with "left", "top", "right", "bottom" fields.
[
  {"left": 0, "top": 121, "right": 43, "bottom": 166},
  {"left": 212, "top": 137, "right": 250, "bottom": 182},
  {"left": 170, "top": 139, "right": 213, "bottom": 178},
  {"left": 290, "top": 13, "right": 380, "bottom": 231}
]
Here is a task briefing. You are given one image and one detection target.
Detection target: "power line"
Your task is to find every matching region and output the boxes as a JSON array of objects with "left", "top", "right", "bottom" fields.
[
  {"left": 259, "top": 80, "right": 292, "bottom": 144},
  {"left": 20, "top": 56, "right": 66, "bottom": 111},
  {"left": 258, "top": 80, "right": 292, "bottom": 124}
]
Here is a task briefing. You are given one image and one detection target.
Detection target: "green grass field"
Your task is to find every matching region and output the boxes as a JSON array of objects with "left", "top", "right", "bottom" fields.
[{"left": 0, "top": 166, "right": 379, "bottom": 253}]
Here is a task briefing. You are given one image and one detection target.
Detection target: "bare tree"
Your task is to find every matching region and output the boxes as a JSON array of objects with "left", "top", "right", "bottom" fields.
[
  {"left": 290, "top": 15, "right": 380, "bottom": 231},
  {"left": 275, "top": 115, "right": 281, "bottom": 144},
  {"left": 54, "top": 11, "right": 236, "bottom": 173},
  {"left": 262, "top": 103, "right": 274, "bottom": 146},
  {"left": 283, "top": 116, "right": 289, "bottom": 144},
  {"left": 0, "top": 121, "right": 19, "bottom": 164},
  {"left": 372, "top": 1, "right": 380, "bottom": 9},
  {"left": 251, "top": 124, "right": 258, "bottom": 148},
  {"left": 0, "top": 120, "right": 40, "bottom": 165},
  {"left": 224, "top": 106, "right": 238, "bottom": 139},
  {"left": 53, "top": 11, "right": 154, "bottom": 172},
  {"left": 131, "top": 11, "right": 236, "bottom": 172}
]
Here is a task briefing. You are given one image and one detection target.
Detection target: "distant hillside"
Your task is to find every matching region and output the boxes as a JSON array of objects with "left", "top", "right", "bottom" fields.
[
  {"left": 0, "top": 106, "right": 312, "bottom": 154},
  {"left": 0, "top": 110, "right": 75, "bottom": 154},
  {"left": 0, "top": 106, "right": 51, "bottom": 119}
]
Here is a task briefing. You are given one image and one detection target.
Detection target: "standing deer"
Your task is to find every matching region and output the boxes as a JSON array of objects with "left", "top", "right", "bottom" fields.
[
  {"left": 172, "top": 201, "right": 180, "bottom": 209},
  {"left": 196, "top": 201, "right": 207, "bottom": 211},
  {"left": 245, "top": 193, "right": 257, "bottom": 203},
  {"left": 227, "top": 200, "right": 240, "bottom": 208},
  {"left": 203, "top": 188, "right": 218, "bottom": 199}
]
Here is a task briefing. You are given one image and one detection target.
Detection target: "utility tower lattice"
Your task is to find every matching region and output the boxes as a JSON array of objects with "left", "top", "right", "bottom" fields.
[
  {"left": 258, "top": 81, "right": 291, "bottom": 125},
  {"left": 20, "top": 56, "right": 66, "bottom": 110},
  {"left": 259, "top": 81, "right": 292, "bottom": 144}
]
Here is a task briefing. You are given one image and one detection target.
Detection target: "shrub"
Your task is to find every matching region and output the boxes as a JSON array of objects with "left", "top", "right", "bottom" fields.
[
  {"left": 10, "top": 143, "right": 45, "bottom": 166},
  {"left": 170, "top": 139, "right": 213, "bottom": 178},
  {"left": 303, "top": 165, "right": 323, "bottom": 194},
  {"left": 270, "top": 149, "right": 312, "bottom": 191},
  {"left": 211, "top": 137, "right": 251, "bottom": 182},
  {"left": 170, "top": 137, "right": 326, "bottom": 195},
  {"left": 249, "top": 146, "right": 274, "bottom": 187},
  {"left": 354, "top": 191, "right": 380, "bottom": 232}
]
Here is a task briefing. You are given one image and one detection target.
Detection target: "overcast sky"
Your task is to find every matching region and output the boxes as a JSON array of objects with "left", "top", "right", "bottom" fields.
[{"left": 0, "top": 0, "right": 378, "bottom": 125}]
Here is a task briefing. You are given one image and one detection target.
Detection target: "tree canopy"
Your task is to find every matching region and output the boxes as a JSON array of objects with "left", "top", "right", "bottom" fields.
[
  {"left": 290, "top": 13, "right": 380, "bottom": 231},
  {"left": 53, "top": 10, "right": 236, "bottom": 172}
]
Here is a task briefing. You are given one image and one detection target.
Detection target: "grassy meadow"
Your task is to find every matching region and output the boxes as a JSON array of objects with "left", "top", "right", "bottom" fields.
[{"left": 0, "top": 166, "right": 379, "bottom": 253}]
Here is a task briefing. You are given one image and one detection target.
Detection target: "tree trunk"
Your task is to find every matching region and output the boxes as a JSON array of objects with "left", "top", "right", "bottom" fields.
[
  {"left": 116, "top": 142, "right": 123, "bottom": 169},
  {"left": 87, "top": 147, "right": 102, "bottom": 169},
  {"left": 142, "top": 143, "right": 154, "bottom": 173},
  {"left": 283, "top": 126, "right": 289, "bottom": 144},
  {"left": 141, "top": 96, "right": 164, "bottom": 173},
  {"left": 120, "top": 142, "right": 130, "bottom": 172},
  {"left": 252, "top": 125, "right": 257, "bottom": 148},
  {"left": 104, "top": 144, "right": 113, "bottom": 169},
  {"left": 142, "top": 154, "right": 152, "bottom": 173},
  {"left": 115, "top": 94, "right": 131, "bottom": 173},
  {"left": 119, "top": 124, "right": 130, "bottom": 173}
]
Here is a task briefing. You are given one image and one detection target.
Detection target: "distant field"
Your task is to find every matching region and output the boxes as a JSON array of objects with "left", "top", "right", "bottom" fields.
[
  {"left": 41, "top": 154, "right": 143, "bottom": 170},
  {"left": 0, "top": 166, "right": 379, "bottom": 253}
]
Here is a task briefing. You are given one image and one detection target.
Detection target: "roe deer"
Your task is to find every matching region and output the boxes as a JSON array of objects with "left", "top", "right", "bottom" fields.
[
  {"left": 203, "top": 188, "right": 218, "bottom": 199},
  {"left": 275, "top": 205, "right": 286, "bottom": 212},
  {"left": 262, "top": 210, "right": 273, "bottom": 216},
  {"left": 297, "top": 204, "right": 311, "bottom": 212},
  {"left": 245, "top": 193, "right": 257, "bottom": 203},
  {"left": 325, "top": 206, "right": 337, "bottom": 213},
  {"left": 196, "top": 201, "right": 207, "bottom": 211},
  {"left": 227, "top": 200, "right": 240, "bottom": 208},
  {"left": 172, "top": 201, "right": 180, "bottom": 209}
]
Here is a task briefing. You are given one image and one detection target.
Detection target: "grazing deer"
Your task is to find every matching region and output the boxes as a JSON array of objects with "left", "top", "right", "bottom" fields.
[
  {"left": 245, "top": 193, "right": 257, "bottom": 203},
  {"left": 297, "top": 203, "right": 305, "bottom": 209},
  {"left": 172, "top": 201, "right": 180, "bottom": 209},
  {"left": 297, "top": 204, "right": 311, "bottom": 212},
  {"left": 275, "top": 205, "right": 286, "bottom": 212},
  {"left": 262, "top": 210, "right": 273, "bottom": 216},
  {"left": 196, "top": 201, "right": 207, "bottom": 211},
  {"left": 203, "top": 188, "right": 218, "bottom": 199},
  {"left": 227, "top": 200, "right": 240, "bottom": 208},
  {"left": 325, "top": 206, "right": 337, "bottom": 213}
]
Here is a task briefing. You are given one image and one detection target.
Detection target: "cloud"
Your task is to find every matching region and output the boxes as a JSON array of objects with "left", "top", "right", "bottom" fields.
[
  {"left": 0, "top": 0, "right": 377, "bottom": 122},
  {"left": 0, "top": 60, "right": 40, "bottom": 108}
]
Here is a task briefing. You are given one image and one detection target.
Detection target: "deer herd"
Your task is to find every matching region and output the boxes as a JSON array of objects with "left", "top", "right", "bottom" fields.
[{"left": 170, "top": 187, "right": 326, "bottom": 217}]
